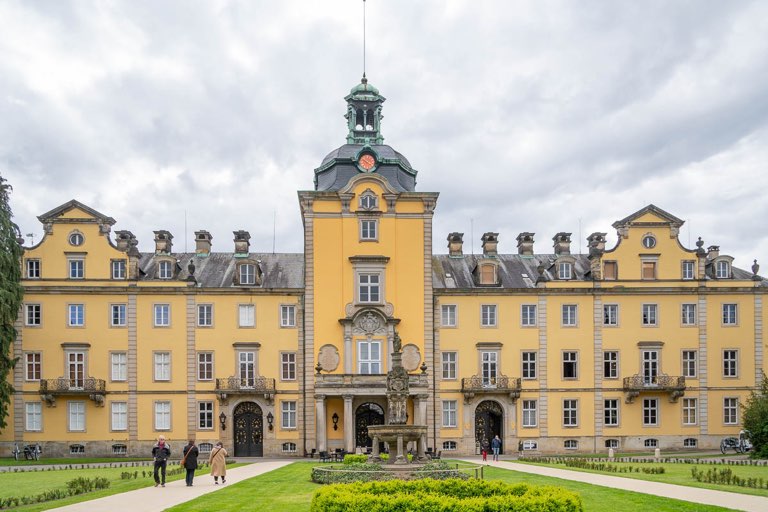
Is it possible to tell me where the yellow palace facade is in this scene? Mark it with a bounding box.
[2,77,766,457]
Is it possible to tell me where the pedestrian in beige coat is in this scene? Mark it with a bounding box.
[209,441,227,484]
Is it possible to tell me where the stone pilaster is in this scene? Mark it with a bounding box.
[127,292,138,443]
[343,394,354,452]
[537,296,548,436]
[755,295,763,387]
[186,294,197,437]
[13,313,24,441]
[315,394,327,452]
[698,294,708,434]
[593,292,604,439]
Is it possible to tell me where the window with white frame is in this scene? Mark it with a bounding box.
[111,352,127,381]
[522,351,537,379]
[604,398,619,426]
[558,262,572,279]
[158,260,173,279]
[603,304,618,326]
[360,219,377,240]
[239,263,256,285]
[603,351,618,379]
[281,352,296,381]
[154,352,171,381]
[359,192,377,210]
[69,258,84,279]
[70,444,85,455]
[682,350,697,378]
[68,401,85,431]
[199,442,213,453]
[722,304,737,325]
[443,441,458,451]
[280,305,296,327]
[68,304,84,327]
[111,401,128,431]
[605,439,619,449]
[521,304,537,326]
[239,351,256,387]
[644,438,658,448]
[25,304,41,326]
[481,304,497,327]
[25,353,41,381]
[682,398,697,425]
[358,273,381,303]
[723,350,738,377]
[197,352,213,381]
[198,401,214,429]
[155,401,171,430]
[239,304,255,327]
[358,340,381,374]
[682,260,695,280]
[642,304,658,326]
[522,399,537,427]
[563,351,578,379]
[197,304,213,327]
[153,304,170,327]
[441,352,457,380]
[441,305,457,327]
[442,400,457,427]
[681,303,696,326]
[716,260,730,279]
[282,442,297,453]
[684,438,697,448]
[111,304,126,327]
[26,259,41,279]
[724,398,738,425]
[111,259,126,280]
[562,304,577,326]
[281,401,297,429]
[25,402,41,431]
[563,399,578,427]
[113,444,128,455]
[643,398,658,426]
[564,439,578,450]
[481,351,498,386]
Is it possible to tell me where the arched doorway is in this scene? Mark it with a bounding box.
[233,401,263,457]
[475,400,503,454]
[355,402,384,449]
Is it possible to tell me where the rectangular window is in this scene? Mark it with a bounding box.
[154,352,171,381]
[111,401,128,431]
[155,401,171,430]
[67,352,85,388]
[154,304,170,327]
[442,400,457,427]
[643,398,658,426]
[197,352,213,381]
[603,351,618,379]
[642,304,658,326]
[681,304,696,326]
[111,259,126,280]
[69,259,84,279]
[68,304,84,327]
[111,352,127,381]
[358,340,381,374]
[642,261,656,280]
[559,262,572,279]
[562,305,577,326]
[604,398,619,426]
[198,401,214,430]
[722,304,738,325]
[682,398,697,425]
[238,352,256,387]
[522,351,537,379]
[111,304,126,327]
[481,351,498,386]
[603,261,617,280]
[197,304,213,327]
[280,305,296,327]
[239,304,255,327]
[522,399,537,427]
[563,399,578,427]
[26,259,41,279]
[158,261,173,279]
[239,263,256,285]
[281,353,296,381]
[480,305,497,327]
[360,219,377,240]
[358,273,380,303]
[281,401,297,429]
[563,351,578,379]
[25,402,42,431]
[521,305,537,326]
[25,304,41,326]
[68,402,85,431]
[441,305,457,327]
[441,352,457,380]
[682,260,695,280]
[716,261,730,279]
[25,353,41,381]
[603,304,618,326]
[723,350,738,378]
[724,398,738,425]
[682,350,697,378]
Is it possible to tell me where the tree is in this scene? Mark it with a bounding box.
[742,371,768,458]
[0,174,24,431]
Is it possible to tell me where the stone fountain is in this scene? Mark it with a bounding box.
[367,331,428,465]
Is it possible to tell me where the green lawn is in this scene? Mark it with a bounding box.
[0,457,149,466]
[166,461,737,512]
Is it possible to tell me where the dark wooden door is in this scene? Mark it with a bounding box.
[355,403,384,448]
[475,400,503,454]
[234,402,263,457]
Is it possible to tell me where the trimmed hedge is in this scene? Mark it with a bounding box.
[343,454,369,464]
[311,479,583,512]
[312,462,394,484]
[413,460,469,480]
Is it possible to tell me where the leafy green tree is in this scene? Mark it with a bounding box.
[0,175,24,431]
[742,371,768,458]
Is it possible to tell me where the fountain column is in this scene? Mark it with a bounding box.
[343,394,354,452]
[315,394,327,452]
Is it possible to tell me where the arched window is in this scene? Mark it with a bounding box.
[282,442,297,453]
[564,439,578,450]
[442,441,457,451]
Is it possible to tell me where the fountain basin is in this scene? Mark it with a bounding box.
[367,424,428,465]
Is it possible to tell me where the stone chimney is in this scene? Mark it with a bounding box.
[587,232,607,257]
[115,230,136,252]
[553,232,572,255]
[195,230,213,256]
[481,232,499,257]
[233,230,251,255]
[153,230,173,254]
[447,232,464,257]
[115,230,140,279]
[707,245,720,260]
[516,232,535,256]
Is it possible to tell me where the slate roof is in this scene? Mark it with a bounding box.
[315,144,417,192]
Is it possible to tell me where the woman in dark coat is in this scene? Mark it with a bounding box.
[182,439,199,487]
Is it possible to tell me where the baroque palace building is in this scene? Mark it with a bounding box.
[2,76,767,458]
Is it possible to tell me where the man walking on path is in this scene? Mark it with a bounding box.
[152,435,171,487]
[491,435,501,461]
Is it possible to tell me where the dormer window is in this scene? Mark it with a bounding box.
[158,260,173,279]
[240,263,256,285]
[478,263,497,285]
[716,260,730,279]
[359,190,378,210]
[558,262,573,280]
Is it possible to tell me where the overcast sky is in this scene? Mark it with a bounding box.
[1,0,767,269]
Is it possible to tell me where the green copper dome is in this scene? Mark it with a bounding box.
[349,75,379,96]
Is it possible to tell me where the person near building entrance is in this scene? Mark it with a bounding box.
[152,435,171,487]
[491,435,501,461]
[181,439,199,487]
[209,441,228,484]
[481,438,490,462]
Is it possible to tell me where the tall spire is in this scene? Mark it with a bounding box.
[363,0,367,78]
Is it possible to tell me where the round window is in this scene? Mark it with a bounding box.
[69,233,84,246]
[642,235,656,249]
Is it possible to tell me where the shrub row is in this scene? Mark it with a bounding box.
[0,476,110,510]
[691,467,768,489]
[562,458,665,474]
[522,456,768,466]
[312,462,395,484]
[413,460,470,480]
[311,479,582,512]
